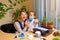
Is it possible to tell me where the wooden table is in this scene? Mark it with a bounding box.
[0,30,60,40]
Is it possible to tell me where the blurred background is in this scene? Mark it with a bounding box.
[0,0,60,30]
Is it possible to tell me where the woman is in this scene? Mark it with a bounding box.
[14,11,29,33]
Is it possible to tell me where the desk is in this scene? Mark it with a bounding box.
[0,30,59,40]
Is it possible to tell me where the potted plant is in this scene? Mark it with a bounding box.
[47,20,54,29]
[40,16,47,27]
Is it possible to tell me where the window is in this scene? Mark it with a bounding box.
[33,0,60,30]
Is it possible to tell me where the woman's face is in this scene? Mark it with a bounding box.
[19,12,27,21]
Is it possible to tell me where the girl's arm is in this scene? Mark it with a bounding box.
[34,19,39,27]
[23,21,29,32]
[14,22,24,33]
[35,23,39,28]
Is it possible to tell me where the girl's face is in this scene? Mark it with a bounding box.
[19,12,27,21]
[29,12,35,18]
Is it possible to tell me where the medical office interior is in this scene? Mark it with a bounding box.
[0,0,60,40]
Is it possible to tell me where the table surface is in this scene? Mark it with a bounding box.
[0,30,60,40]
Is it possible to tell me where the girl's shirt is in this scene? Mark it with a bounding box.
[28,19,39,31]
[14,20,27,33]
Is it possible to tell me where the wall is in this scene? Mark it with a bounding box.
[56,0,60,14]
[56,0,60,30]
[51,0,56,12]
[33,0,44,20]
[0,0,33,26]
[50,0,56,19]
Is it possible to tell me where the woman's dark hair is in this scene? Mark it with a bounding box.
[18,11,27,16]
[18,11,29,19]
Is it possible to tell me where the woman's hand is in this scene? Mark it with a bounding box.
[25,21,29,28]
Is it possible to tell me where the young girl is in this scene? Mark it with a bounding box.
[28,11,39,32]
[28,11,49,36]
[14,11,29,33]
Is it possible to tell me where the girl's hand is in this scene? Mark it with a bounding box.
[34,19,38,23]
[30,30,34,32]
[33,19,38,25]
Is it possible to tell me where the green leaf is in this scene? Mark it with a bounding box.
[0,2,3,6]
[58,14,60,17]
[0,2,7,7]
[17,1,20,4]
[3,4,7,7]
[15,0,17,1]
[8,0,13,4]
[13,9,20,20]
[0,6,5,11]
[13,3,16,6]
[21,0,24,3]
[0,12,6,19]
[9,5,12,7]
[23,0,28,2]
[47,20,53,24]
[52,38,59,40]
[5,7,13,12]
[20,6,26,11]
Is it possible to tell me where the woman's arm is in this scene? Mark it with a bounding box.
[14,22,24,33]
[23,27,28,32]
[23,21,29,32]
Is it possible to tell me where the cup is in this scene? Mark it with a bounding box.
[35,31,41,37]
